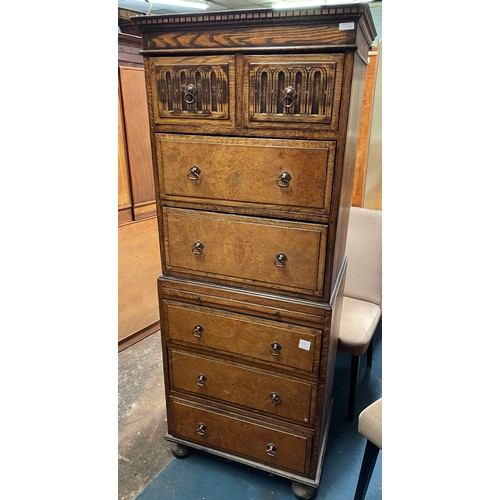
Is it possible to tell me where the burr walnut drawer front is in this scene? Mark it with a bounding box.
[163,300,321,375]
[243,54,345,131]
[163,208,328,297]
[170,398,311,475]
[169,349,316,425]
[157,134,335,217]
[148,55,235,126]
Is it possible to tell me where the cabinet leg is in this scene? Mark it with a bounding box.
[170,442,192,459]
[291,481,318,499]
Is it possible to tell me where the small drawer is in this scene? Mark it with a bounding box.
[156,134,335,218]
[170,398,311,475]
[148,55,235,126]
[169,349,316,425]
[164,300,321,375]
[243,54,344,131]
[162,208,328,297]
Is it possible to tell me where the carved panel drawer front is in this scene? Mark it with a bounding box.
[163,300,322,375]
[169,349,316,425]
[149,55,235,126]
[157,134,335,218]
[163,207,328,297]
[244,54,344,131]
[170,398,311,475]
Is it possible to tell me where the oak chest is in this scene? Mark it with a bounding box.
[132,5,375,497]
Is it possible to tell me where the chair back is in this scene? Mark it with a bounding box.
[344,207,382,306]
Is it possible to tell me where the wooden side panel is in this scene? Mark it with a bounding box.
[352,48,378,207]
[118,218,162,342]
[119,66,156,220]
[118,84,133,225]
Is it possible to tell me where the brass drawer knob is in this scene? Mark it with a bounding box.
[196,373,207,387]
[193,324,204,338]
[192,241,204,255]
[276,171,292,188]
[184,83,197,104]
[270,392,282,405]
[274,253,288,268]
[270,342,281,356]
[266,443,277,457]
[282,86,296,108]
[188,166,201,180]
[197,422,207,436]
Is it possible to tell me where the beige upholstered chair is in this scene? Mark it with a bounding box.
[354,398,382,499]
[339,207,382,421]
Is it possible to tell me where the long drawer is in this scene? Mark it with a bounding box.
[156,134,335,218]
[169,349,316,425]
[163,300,321,375]
[162,207,328,297]
[169,397,311,475]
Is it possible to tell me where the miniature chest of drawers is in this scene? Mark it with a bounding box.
[132,5,375,497]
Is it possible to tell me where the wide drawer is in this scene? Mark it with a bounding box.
[243,54,344,131]
[156,134,335,217]
[169,349,316,425]
[169,398,311,475]
[148,55,235,126]
[163,300,321,375]
[162,208,328,297]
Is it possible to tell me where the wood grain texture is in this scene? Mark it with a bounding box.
[169,348,316,425]
[148,55,236,127]
[163,208,328,297]
[352,48,378,207]
[169,397,311,476]
[119,66,156,219]
[118,83,132,224]
[118,218,161,342]
[164,300,321,375]
[156,134,335,217]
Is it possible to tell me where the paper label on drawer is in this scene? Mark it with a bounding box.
[299,339,311,351]
[339,22,355,31]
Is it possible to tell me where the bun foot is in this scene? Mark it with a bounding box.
[291,481,318,499]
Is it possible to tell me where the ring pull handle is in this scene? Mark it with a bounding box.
[184,83,197,104]
[281,86,296,108]
[192,241,204,255]
[270,392,282,405]
[270,342,281,356]
[188,166,201,181]
[274,253,288,268]
[276,171,291,188]
[193,324,204,338]
[196,373,207,387]
[197,423,207,436]
[266,443,277,457]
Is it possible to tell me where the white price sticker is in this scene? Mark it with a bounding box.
[339,22,355,31]
[298,339,311,351]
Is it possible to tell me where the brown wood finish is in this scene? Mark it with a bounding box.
[169,348,316,425]
[163,208,328,297]
[148,55,236,127]
[132,4,376,490]
[164,300,321,375]
[170,398,311,475]
[119,66,156,220]
[352,48,378,207]
[156,134,335,218]
[243,54,344,131]
[118,218,161,343]
[118,84,133,225]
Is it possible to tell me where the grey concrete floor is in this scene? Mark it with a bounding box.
[118,331,175,500]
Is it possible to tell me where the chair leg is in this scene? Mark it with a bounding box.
[348,355,359,422]
[366,339,373,368]
[354,440,380,500]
